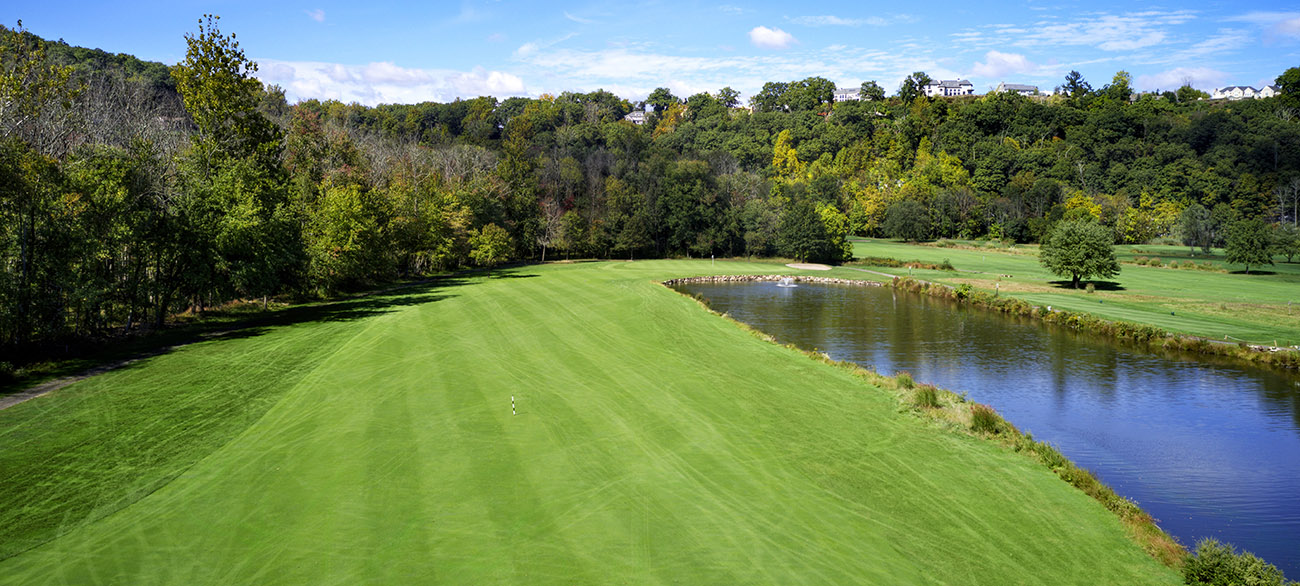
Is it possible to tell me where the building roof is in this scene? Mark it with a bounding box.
[999,83,1037,92]
[927,79,973,88]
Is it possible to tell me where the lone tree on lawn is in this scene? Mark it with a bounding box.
[469,223,513,269]
[1225,219,1274,274]
[1039,220,1120,288]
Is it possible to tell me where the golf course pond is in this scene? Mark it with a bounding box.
[672,279,1300,577]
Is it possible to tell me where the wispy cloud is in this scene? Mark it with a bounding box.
[450,2,489,24]
[255,59,526,105]
[749,26,797,49]
[564,12,597,25]
[1225,11,1300,42]
[305,8,325,23]
[515,33,579,58]
[789,14,916,27]
[1154,29,1251,64]
[718,4,745,16]
[1010,10,1196,51]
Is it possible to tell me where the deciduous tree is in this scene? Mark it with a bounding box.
[899,72,933,103]
[1225,219,1274,274]
[1039,220,1120,288]
[859,80,885,101]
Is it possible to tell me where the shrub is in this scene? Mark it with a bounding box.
[938,258,955,271]
[0,361,13,385]
[970,404,1001,434]
[1085,282,1096,294]
[913,384,940,409]
[1183,539,1289,586]
[1167,260,1179,269]
[896,371,915,389]
[955,283,973,300]
[1033,441,1070,470]
[1135,256,1149,265]
[1148,257,1163,267]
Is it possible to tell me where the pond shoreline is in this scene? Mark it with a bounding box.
[664,273,1300,373]
[661,276,1188,569]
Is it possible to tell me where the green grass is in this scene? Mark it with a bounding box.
[848,239,1300,346]
[0,260,1178,584]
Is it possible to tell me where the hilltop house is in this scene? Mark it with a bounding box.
[833,87,861,102]
[995,82,1038,96]
[924,79,975,97]
[623,110,648,125]
[1259,85,1280,99]
[1212,86,1260,100]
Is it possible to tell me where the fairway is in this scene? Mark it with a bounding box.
[848,238,1300,346]
[0,260,1177,584]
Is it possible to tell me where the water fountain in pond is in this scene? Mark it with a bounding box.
[776,277,797,288]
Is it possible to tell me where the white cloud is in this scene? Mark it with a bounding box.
[255,59,526,105]
[1225,11,1300,41]
[719,5,745,16]
[1135,67,1227,92]
[305,9,325,23]
[749,26,796,49]
[970,50,1038,78]
[790,14,915,27]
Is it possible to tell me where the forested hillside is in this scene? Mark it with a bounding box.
[2,17,1299,355]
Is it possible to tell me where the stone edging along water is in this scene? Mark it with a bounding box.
[659,274,1187,567]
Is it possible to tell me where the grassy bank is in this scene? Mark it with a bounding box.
[847,238,1300,347]
[0,260,1177,584]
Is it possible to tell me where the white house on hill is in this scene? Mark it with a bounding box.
[995,82,1038,96]
[1259,85,1280,99]
[1212,86,1259,100]
[623,111,648,125]
[924,79,975,97]
[833,87,861,102]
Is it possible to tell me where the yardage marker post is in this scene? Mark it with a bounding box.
[512,395,516,416]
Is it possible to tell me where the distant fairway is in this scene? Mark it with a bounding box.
[850,238,1300,346]
[0,260,1177,584]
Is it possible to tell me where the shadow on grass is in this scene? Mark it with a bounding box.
[1047,280,1127,291]
[1228,270,1277,276]
[0,274,478,400]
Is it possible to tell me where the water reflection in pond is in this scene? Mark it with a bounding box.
[674,280,1300,577]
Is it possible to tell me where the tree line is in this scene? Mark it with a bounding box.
[2,18,1299,354]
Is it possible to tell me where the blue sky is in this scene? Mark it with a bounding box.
[6,1,1299,105]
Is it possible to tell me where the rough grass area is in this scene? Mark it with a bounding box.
[848,239,1300,346]
[0,260,1177,584]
